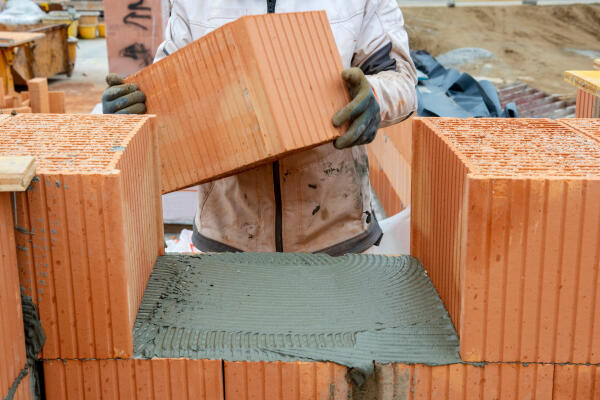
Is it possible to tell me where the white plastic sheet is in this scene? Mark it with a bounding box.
[0,0,45,25]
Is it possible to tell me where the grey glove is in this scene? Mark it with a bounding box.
[102,73,147,114]
[332,67,381,149]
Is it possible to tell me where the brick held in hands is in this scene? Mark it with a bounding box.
[411,118,600,364]
[125,11,349,194]
[0,114,164,360]
[0,193,29,400]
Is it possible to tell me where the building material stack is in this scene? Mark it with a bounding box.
[410,117,600,398]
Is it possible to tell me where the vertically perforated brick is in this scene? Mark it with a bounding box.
[43,359,224,400]
[368,118,412,216]
[224,361,350,399]
[377,363,554,399]
[0,193,29,400]
[0,114,164,360]
[126,11,349,194]
[412,118,600,363]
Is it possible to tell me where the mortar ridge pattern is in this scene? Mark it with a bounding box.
[133,254,461,375]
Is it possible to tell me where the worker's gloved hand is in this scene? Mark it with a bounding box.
[332,67,381,149]
[102,73,147,114]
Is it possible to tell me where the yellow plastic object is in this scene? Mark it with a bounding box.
[42,17,79,37]
[67,38,77,65]
[97,22,106,38]
[79,11,100,25]
[565,70,600,96]
[78,24,97,40]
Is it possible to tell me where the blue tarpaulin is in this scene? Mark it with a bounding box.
[411,50,518,118]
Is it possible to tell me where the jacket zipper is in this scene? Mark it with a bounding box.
[267,1,283,252]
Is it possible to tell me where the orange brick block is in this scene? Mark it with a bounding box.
[224,361,350,399]
[378,363,555,399]
[412,118,600,363]
[560,118,600,141]
[27,78,50,114]
[0,114,164,360]
[0,193,29,400]
[575,88,600,117]
[43,359,223,400]
[126,11,349,194]
[48,92,65,114]
[553,364,600,400]
[368,118,412,216]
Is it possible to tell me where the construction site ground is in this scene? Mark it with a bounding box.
[403,3,600,97]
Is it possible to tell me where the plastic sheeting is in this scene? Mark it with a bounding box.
[411,50,518,118]
[0,0,45,25]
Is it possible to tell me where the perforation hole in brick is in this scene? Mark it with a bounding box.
[427,119,600,177]
[0,114,149,173]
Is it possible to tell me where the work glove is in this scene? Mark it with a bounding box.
[102,73,146,114]
[332,67,381,149]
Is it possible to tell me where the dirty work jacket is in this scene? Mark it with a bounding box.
[155,0,418,254]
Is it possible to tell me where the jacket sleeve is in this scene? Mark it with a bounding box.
[154,0,193,62]
[353,0,418,127]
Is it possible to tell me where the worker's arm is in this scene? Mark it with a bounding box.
[154,1,193,62]
[333,0,417,148]
[355,0,418,127]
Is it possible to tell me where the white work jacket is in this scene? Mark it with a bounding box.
[155,0,418,254]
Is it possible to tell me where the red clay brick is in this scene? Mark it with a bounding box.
[43,359,224,400]
[48,92,65,114]
[126,11,349,194]
[0,193,29,400]
[553,364,600,400]
[368,119,412,215]
[0,114,164,360]
[378,363,555,399]
[27,78,50,114]
[411,118,600,364]
[559,118,600,142]
[224,361,350,399]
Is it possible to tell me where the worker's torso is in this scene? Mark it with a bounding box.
[191,0,381,254]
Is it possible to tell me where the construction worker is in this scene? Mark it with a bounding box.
[102,1,417,255]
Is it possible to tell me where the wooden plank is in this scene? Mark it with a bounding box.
[0,106,32,114]
[0,156,36,192]
[0,31,45,47]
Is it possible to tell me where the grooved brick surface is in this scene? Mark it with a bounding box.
[553,364,600,399]
[43,359,223,400]
[575,89,600,118]
[368,119,412,216]
[559,118,600,141]
[377,363,555,399]
[224,361,350,399]
[0,114,164,360]
[0,193,28,400]
[412,118,600,364]
[126,11,349,194]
